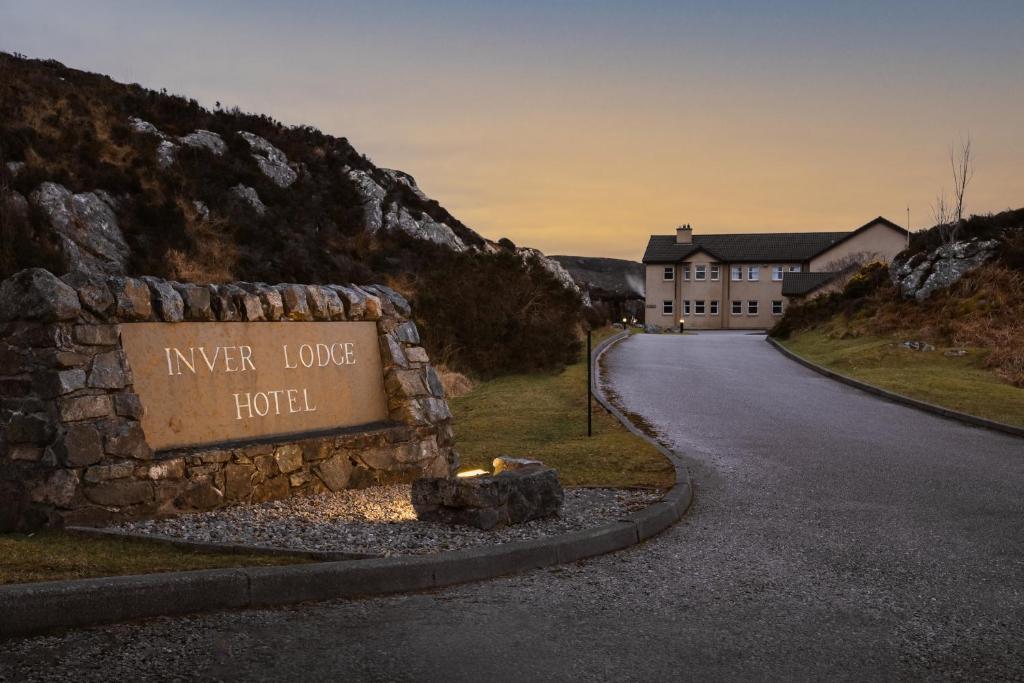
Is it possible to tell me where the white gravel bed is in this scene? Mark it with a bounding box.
[108,485,662,556]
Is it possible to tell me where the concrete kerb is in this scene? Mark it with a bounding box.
[766,336,1024,439]
[64,525,378,562]
[0,329,693,640]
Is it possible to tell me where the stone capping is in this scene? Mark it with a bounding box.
[766,337,1024,439]
[0,269,459,530]
[0,330,693,640]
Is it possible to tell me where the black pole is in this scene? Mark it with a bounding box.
[587,330,592,437]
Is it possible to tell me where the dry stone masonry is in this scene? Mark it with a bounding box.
[0,268,458,530]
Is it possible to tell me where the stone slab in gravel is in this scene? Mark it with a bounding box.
[107,485,660,557]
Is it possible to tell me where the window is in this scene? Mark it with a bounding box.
[663,266,674,281]
[731,300,742,315]
[695,300,706,315]
[683,300,691,315]
[748,266,760,281]
[747,300,759,315]
[772,266,784,281]
[710,300,719,315]
[772,300,783,315]
[695,264,707,281]
[710,264,720,281]
[731,266,743,281]
[789,265,802,272]
[682,264,691,281]
[663,300,673,315]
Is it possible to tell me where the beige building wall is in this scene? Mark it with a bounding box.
[677,253,726,330]
[722,263,796,329]
[645,263,678,328]
[809,221,907,271]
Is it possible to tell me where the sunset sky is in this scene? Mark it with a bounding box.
[2,1,1022,259]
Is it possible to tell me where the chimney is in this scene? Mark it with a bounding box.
[676,223,693,244]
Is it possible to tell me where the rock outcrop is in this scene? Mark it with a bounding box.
[346,167,469,252]
[28,182,129,276]
[238,131,298,188]
[891,239,1000,301]
[231,184,266,215]
[179,129,226,156]
[517,247,590,305]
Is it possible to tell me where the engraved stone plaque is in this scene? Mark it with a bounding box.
[119,322,388,450]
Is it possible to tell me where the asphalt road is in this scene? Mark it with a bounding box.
[3,332,1023,682]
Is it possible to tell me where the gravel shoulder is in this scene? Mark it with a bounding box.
[107,485,660,556]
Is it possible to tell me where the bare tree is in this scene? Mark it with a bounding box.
[935,137,974,245]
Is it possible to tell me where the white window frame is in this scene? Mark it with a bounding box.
[710,264,720,281]
[731,300,742,315]
[695,300,706,315]
[663,300,673,315]
[789,265,802,272]
[772,266,784,281]
[731,266,743,281]
[710,300,719,315]
[694,264,707,281]
[772,300,783,315]
[747,266,760,281]
[747,300,759,315]
[663,266,674,281]
[683,300,691,315]
[682,264,691,281]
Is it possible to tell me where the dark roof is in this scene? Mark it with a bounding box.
[642,217,907,264]
[780,271,841,296]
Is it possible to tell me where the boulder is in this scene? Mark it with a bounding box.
[0,268,81,322]
[412,462,563,530]
[238,131,298,188]
[231,184,266,215]
[179,129,226,155]
[29,182,130,276]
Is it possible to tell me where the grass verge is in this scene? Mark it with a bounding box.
[0,531,307,585]
[451,328,674,488]
[781,329,1024,427]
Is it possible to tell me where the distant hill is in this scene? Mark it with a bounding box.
[551,255,645,323]
[0,53,586,375]
[551,256,644,298]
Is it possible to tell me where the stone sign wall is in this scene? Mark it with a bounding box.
[0,268,458,530]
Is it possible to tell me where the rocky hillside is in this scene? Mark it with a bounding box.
[0,53,586,376]
[771,208,1024,385]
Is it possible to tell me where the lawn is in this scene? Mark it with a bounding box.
[451,327,674,488]
[781,329,1024,427]
[0,531,307,585]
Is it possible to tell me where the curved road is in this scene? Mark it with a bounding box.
[3,332,1023,681]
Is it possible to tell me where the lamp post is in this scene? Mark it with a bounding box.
[679,318,685,334]
[586,329,592,437]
